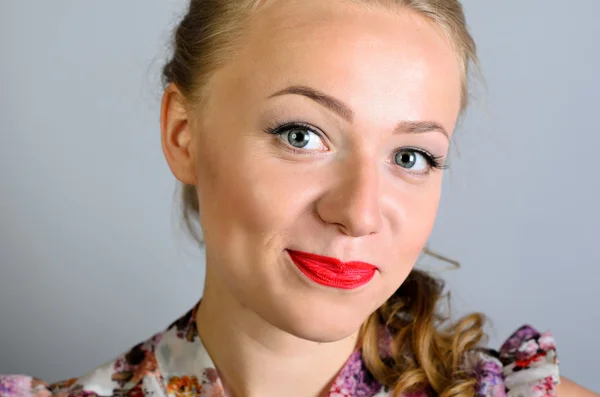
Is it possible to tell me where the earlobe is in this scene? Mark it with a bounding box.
[160,83,196,185]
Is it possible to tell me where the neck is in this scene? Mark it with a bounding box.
[195,265,360,397]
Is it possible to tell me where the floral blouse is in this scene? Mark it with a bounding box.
[1,299,560,397]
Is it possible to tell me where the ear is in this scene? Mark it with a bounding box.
[160,83,196,185]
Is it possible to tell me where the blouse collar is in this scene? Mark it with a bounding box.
[152,300,386,397]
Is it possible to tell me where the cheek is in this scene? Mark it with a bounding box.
[375,186,441,300]
[410,187,440,233]
[194,137,301,244]
[390,182,442,256]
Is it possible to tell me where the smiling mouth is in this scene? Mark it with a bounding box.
[286,249,377,290]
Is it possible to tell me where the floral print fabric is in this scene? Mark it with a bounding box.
[468,326,560,397]
[1,300,559,397]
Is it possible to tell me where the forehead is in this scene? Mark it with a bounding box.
[207,0,462,132]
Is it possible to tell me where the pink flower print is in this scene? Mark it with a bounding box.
[475,358,506,397]
[0,375,31,397]
[499,325,538,359]
[151,333,164,347]
[327,351,381,396]
[113,356,128,373]
[330,373,354,396]
[531,376,557,397]
[516,339,539,362]
[538,333,556,352]
[204,368,219,384]
[329,392,348,397]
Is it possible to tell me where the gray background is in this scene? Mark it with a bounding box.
[1,0,598,391]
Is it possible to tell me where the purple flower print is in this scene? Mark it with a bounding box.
[475,358,506,397]
[329,351,382,397]
[0,375,31,397]
[538,333,556,352]
[499,325,539,360]
[516,340,540,361]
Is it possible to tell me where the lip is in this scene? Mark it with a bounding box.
[286,249,377,290]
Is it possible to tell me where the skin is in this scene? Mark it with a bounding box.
[160,0,598,396]
[558,379,599,397]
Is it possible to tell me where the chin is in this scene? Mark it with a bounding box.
[264,297,372,343]
[296,326,360,344]
[283,318,362,344]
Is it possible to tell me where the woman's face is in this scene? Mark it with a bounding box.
[170,0,461,341]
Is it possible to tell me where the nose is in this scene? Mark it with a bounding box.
[316,155,383,237]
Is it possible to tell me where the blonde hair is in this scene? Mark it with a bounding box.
[162,1,486,396]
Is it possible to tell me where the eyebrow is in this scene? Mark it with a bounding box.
[268,84,450,141]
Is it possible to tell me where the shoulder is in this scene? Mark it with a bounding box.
[1,375,55,397]
[1,331,167,397]
[0,305,200,397]
[467,324,560,397]
[557,377,600,397]
[1,303,208,397]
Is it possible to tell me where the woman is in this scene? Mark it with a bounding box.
[1,0,597,396]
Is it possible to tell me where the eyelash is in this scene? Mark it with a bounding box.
[263,120,327,154]
[262,121,449,174]
[399,146,449,173]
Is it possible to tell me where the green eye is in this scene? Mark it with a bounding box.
[266,122,328,152]
[286,129,312,148]
[395,149,427,171]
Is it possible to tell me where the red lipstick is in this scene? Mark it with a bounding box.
[287,249,377,290]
